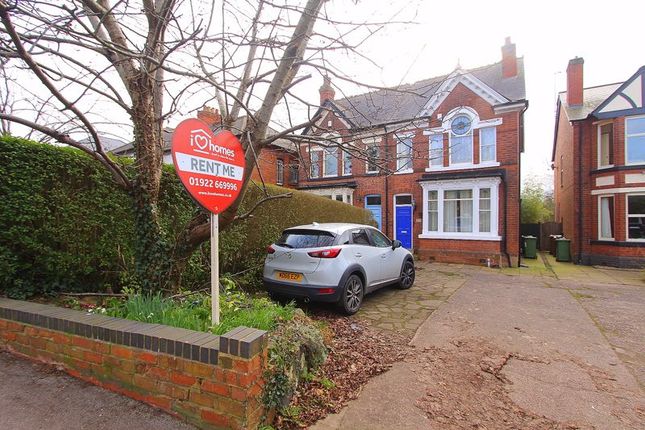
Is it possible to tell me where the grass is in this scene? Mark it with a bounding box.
[103,288,295,335]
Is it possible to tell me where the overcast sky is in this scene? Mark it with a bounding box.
[307,0,645,189]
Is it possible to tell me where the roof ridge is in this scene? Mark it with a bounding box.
[558,81,624,94]
[335,59,511,104]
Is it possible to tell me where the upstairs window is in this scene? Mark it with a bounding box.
[479,127,496,163]
[276,159,284,185]
[366,139,380,173]
[429,134,443,167]
[323,147,338,177]
[598,123,614,168]
[626,116,645,165]
[310,150,321,178]
[449,115,473,165]
[396,134,413,172]
[342,148,352,175]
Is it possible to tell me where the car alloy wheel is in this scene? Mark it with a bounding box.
[398,260,415,289]
[340,274,363,315]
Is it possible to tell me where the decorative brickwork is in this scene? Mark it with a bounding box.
[0,298,267,430]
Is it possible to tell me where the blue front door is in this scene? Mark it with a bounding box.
[395,205,412,249]
[365,195,382,230]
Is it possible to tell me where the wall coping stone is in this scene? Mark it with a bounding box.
[0,298,266,362]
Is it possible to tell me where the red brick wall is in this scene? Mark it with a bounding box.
[553,105,577,247]
[0,302,267,430]
[250,146,297,188]
[298,83,524,266]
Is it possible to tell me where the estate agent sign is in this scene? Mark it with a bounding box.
[171,118,246,324]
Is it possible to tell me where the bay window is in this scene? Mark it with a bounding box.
[627,194,645,240]
[626,116,645,165]
[598,196,614,240]
[420,178,500,239]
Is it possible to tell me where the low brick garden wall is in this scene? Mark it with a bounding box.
[0,298,267,429]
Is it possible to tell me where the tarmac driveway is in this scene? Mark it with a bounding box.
[314,255,645,429]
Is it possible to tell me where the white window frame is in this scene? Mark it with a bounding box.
[625,115,645,166]
[276,159,284,185]
[419,177,501,240]
[364,137,381,174]
[342,146,352,176]
[597,195,615,240]
[395,132,414,174]
[309,148,323,179]
[423,107,501,172]
[323,146,338,177]
[597,121,614,169]
[449,131,473,165]
[626,193,645,242]
[428,134,443,168]
[479,126,497,164]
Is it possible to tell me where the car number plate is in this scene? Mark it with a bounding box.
[276,271,303,282]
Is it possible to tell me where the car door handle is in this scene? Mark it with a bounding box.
[355,253,362,258]
[381,254,388,259]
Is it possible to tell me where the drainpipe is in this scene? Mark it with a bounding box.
[577,122,583,264]
[517,102,528,267]
[384,126,390,236]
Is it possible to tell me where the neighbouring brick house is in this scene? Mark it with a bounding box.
[113,107,299,188]
[297,38,528,267]
[552,59,645,267]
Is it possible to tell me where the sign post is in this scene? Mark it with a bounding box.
[170,119,245,325]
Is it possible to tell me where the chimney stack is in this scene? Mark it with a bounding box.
[319,76,335,105]
[501,37,517,78]
[566,57,584,107]
[197,106,222,127]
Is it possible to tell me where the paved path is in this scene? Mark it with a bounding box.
[0,351,194,430]
[313,257,645,429]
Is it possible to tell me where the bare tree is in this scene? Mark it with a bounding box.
[0,0,401,290]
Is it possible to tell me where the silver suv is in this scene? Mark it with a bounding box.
[263,223,415,314]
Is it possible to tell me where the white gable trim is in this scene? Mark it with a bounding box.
[420,70,509,117]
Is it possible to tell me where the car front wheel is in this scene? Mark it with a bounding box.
[338,274,364,315]
[398,260,415,289]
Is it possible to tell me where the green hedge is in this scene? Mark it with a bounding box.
[0,136,373,298]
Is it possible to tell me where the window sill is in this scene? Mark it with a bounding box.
[596,164,614,170]
[418,233,502,241]
[394,169,413,175]
[425,162,500,172]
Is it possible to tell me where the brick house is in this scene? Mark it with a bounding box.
[113,107,299,188]
[297,38,528,267]
[552,59,645,267]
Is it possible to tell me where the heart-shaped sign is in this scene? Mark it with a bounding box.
[171,118,246,214]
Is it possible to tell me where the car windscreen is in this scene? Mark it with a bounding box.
[276,229,335,249]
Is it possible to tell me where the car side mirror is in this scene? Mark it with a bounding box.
[392,240,402,250]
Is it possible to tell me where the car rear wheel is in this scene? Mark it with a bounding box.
[338,274,363,315]
[398,260,415,289]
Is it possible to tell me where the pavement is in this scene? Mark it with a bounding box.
[312,254,645,429]
[0,351,194,430]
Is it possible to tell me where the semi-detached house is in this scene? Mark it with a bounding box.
[294,38,528,267]
[552,59,645,267]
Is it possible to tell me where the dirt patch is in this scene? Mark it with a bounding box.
[413,338,591,430]
[275,312,410,429]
